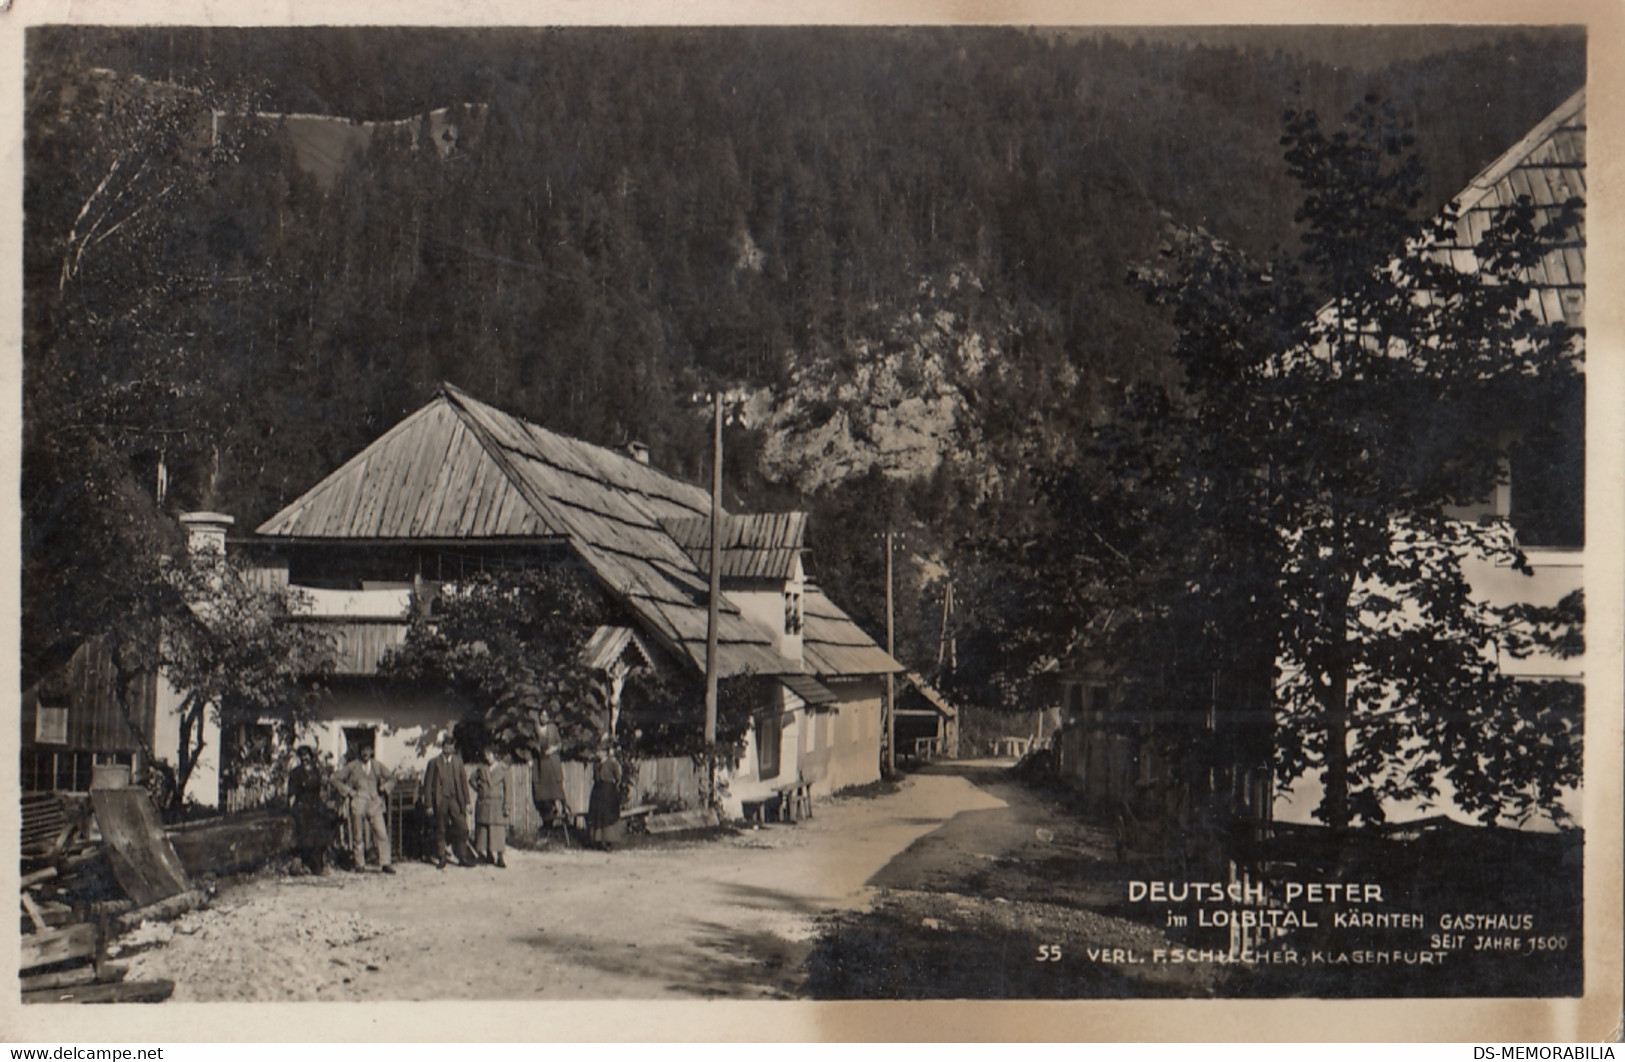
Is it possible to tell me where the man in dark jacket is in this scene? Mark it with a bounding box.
[422,731,477,868]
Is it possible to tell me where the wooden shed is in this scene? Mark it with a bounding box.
[21,636,153,794]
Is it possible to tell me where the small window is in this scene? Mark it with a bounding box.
[755,710,782,780]
[20,750,50,791]
[784,591,804,636]
[35,706,68,745]
[343,726,377,760]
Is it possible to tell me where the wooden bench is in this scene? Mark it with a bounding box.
[775,781,812,823]
[743,781,812,825]
[620,804,656,834]
[570,804,655,833]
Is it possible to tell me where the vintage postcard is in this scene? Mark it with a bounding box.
[3,0,1621,1043]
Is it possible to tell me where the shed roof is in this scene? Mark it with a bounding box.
[663,512,807,581]
[257,385,785,677]
[901,670,959,718]
[778,672,839,707]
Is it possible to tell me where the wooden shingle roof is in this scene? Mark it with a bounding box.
[802,587,903,677]
[663,512,807,581]
[1426,88,1585,330]
[257,384,786,677]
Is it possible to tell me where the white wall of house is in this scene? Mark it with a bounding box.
[152,669,220,809]
[728,584,803,664]
[802,678,884,795]
[1273,536,1585,830]
[305,685,472,778]
[724,686,803,818]
[719,677,883,817]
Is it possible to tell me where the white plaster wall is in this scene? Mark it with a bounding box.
[153,670,220,809]
[723,688,804,818]
[728,585,800,663]
[1273,540,1585,829]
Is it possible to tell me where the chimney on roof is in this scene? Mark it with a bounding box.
[179,511,234,559]
[627,441,650,464]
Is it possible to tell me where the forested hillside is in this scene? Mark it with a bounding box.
[22,26,1585,702]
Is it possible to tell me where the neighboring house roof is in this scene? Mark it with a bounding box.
[900,671,959,718]
[802,587,903,677]
[663,512,807,580]
[1425,88,1584,330]
[257,384,786,677]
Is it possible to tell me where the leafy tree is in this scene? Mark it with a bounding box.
[379,566,774,775]
[22,52,269,684]
[1108,95,1585,830]
[378,567,612,759]
[159,553,337,811]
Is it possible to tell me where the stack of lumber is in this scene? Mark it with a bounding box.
[19,789,190,1004]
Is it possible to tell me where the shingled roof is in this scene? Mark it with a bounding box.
[663,512,807,580]
[256,384,791,677]
[1426,88,1585,331]
[802,587,901,677]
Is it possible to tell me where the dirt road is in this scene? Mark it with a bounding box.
[803,762,1224,998]
[119,771,1005,1001]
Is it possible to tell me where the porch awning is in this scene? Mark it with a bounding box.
[777,673,838,707]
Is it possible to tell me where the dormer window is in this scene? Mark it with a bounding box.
[784,590,804,635]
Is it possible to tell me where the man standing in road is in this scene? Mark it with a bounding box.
[423,730,477,869]
[332,744,396,874]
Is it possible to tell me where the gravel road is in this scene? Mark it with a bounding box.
[116,771,1005,1001]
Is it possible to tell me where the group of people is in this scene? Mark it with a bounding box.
[286,708,626,876]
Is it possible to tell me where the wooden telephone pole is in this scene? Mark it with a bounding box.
[884,527,895,775]
[703,393,723,807]
[704,392,723,747]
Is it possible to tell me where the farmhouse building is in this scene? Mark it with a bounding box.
[173,384,900,818]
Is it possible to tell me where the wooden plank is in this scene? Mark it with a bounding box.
[21,963,125,992]
[417,419,470,535]
[455,449,495,536]
[24,979,174,1005]
[90,789,191,908]
[21,866,60,889]
[167,812,294,878]
[112,889,209,933]
[314,455,362,536]
[381,405,444,536]
[485,476,526,536]
[20,923,98,972]
[434,425,485,537]
[470,450,509,535]
[21,891,49,932]
[1563,247,1586,287]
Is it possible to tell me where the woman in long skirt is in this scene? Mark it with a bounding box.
[471,747,512,868]
[531,710,568,823]
[586,743,623,850]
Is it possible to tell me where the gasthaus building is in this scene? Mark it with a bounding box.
[164,384,900,823]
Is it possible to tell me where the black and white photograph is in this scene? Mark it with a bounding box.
[7,4,1621,1042]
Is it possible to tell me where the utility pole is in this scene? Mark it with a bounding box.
[885,527,895,775]
[704,391,723,750]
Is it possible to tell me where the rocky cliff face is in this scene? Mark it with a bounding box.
[753,270,1038,495]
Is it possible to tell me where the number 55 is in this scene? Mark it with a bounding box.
[1036,944,1062,962]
